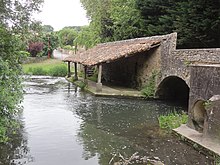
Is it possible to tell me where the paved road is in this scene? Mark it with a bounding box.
[53,50,70,60]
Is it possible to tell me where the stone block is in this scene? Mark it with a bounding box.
[96,83,102,92]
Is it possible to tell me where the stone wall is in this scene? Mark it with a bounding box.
[102,47,161,89]
[187,64,220,141]
[158,34,220,87]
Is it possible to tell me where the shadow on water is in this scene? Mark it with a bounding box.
[0,76,214,165]
[0,117,33,165]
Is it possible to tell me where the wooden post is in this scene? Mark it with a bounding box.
[96,64,102,92]
[84,65,88,84]
[67,61,71,78]
[74,62,78,80]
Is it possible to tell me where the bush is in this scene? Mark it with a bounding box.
[28,42,44,57]
[158,111,188,131]
[141,70,158,98]
[28,67,47,75]
[63,45,75,51]
[48,65,67,77]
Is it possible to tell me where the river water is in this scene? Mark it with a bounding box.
[0,76,213,165]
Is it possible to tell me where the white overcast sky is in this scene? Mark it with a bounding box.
[34,0,89,31]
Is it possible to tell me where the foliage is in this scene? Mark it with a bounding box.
[42,25,54,33]
[28,42,44,57]
[0,0,43,143]
[75,25,100,49]
[141,71,158,98]
[63,45,75,51]
[41,32,59,57]
[48,65,67,77]
[110,0,145,41]
[58,27,78,47]
[74,80,87,89]
[80,0,220,48]
[23,59,67,77]
[0,26,24,142]
[158,111,188,131]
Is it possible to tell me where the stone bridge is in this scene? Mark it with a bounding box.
[152,33,220,104]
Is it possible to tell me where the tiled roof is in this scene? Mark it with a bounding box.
[63,38,161,66]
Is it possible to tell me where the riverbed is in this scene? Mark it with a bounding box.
[0,76,213,165]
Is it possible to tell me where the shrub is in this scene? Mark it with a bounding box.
[158,111,188,131]
[141,70,158,98]
[28,67,47,75]
[48,65,67,77]
[63,45,75,51]
[28,42,44,57]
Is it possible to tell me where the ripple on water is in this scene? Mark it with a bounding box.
[0,76,214,165]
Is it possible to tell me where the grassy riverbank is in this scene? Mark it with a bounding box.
[23,59,67,77]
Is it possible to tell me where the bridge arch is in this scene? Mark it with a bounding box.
[155,76,189,106]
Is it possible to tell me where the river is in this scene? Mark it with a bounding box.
[0,76,213,165]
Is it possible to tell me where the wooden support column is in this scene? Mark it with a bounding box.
[96,64,102,92]
[74,62,78,80]
[67,61,71,78]
[84,65,88,84]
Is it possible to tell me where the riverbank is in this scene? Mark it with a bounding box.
[67,77,145,99]
[22,59,67,77]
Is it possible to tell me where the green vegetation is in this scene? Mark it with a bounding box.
[158,111,188,131]
[23,59,67,77]
[203,100,212,109]
[141,71,158,98]
[58,27,78,48]
[62,45,75,51]
[74,80,87,89]
[80,0,220,48]
[0,0,43,142]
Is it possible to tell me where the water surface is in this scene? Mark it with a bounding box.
[0,76,213,165]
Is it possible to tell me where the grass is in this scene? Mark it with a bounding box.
[158,111,188,132]
[23,59,68,77]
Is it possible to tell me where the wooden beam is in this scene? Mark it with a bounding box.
[67,61,71,78]
[74,62,78,80]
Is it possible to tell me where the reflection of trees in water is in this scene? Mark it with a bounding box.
[75,97,163,164]
[0,117,32,165]
[73,96,213,165]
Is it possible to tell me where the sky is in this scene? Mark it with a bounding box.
[34,0,89,31]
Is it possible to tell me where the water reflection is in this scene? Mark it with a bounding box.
[71,95,213,164]
[0,117,33,164]
[0,76,214,165]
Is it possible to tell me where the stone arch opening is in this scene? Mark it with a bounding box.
[191,100,207,133]
[155,76,189,106]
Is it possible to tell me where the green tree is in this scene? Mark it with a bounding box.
[75,25,100,49]
[0,0,43,142]
[42,25,54,33]
[110,0,145,40]
[136,0,220,48]
[58,27,78,47]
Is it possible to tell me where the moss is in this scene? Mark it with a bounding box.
[141,70,159,98]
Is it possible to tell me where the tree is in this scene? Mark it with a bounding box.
[110,0,145,40]
[0,0,44,142]
[75,25,100,49]
[42,25,54,33]
[136,0,220,48]
[58,27,78,47]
